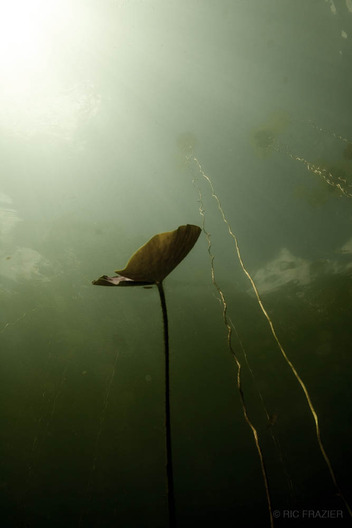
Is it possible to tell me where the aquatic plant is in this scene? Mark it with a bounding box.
[92,224,201,528]
[181,132,352,526]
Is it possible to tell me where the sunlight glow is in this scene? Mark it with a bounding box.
[0,0,100,140]
[0,0,68,78]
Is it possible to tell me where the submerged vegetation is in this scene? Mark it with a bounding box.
[93,224,201,528]
[178,114,352,525]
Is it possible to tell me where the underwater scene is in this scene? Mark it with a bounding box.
[1,1,352,527]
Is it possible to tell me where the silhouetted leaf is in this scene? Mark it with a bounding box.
[115,224,201,282]
[92,224,201,286]
[92,274,153,287]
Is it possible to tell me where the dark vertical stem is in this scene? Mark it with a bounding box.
[157,281,176,528]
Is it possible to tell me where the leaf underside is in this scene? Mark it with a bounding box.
[92,224,201,286]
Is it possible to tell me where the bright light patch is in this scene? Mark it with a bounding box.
[0,0,67,78]
[0,0,100,140]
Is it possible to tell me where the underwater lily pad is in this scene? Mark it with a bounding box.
[92,274,153,286]
[92,224,201,286]
[115,224,201,283]
[92,223,201,528]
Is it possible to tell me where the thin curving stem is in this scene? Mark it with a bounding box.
[157,281,176,528]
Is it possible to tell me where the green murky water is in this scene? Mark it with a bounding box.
[1,1,352,527]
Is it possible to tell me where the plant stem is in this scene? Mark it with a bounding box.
[157,281,176,528]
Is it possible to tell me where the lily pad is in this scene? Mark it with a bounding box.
[114,224,201,283]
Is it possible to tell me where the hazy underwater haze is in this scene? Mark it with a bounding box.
[1,1,352,527]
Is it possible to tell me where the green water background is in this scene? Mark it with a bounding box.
[1,1,352,526]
